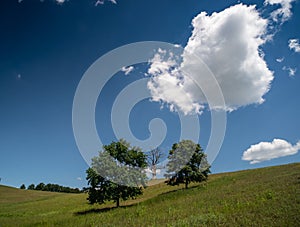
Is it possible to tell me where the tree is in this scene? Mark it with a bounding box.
[20,184,26,189]
[35,182,45,191]
[146,148,164,180]
[165,140,210,189]
[27,184,35,190]
[86,139,147,207]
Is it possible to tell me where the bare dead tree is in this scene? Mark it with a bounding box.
[147,148,164,180]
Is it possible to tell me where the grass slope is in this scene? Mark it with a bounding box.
[0,163,299,226]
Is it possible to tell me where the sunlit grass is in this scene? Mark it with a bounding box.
[0,163,299,226]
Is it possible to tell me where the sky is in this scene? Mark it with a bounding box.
[0,0,299,189]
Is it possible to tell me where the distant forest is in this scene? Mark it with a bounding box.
[20,183,82,193]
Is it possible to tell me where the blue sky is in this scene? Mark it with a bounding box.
[0,0,299,189]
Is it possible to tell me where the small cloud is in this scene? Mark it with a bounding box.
[95,0,104,6]
[288,68,296,76]
[77,177,82,181]
[288,39,300,53]
[19,0,67,3]
[283,66,297,77]
[276,57,284,62]
[242,138,300,164]
[95,0,117,6]
[144,167,161,179]
[121,66,134,75]
[17,74,22,80]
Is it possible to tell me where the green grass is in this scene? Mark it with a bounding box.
[1,163,299,226]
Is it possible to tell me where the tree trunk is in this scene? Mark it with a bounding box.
[116,198,120,208]
[152,165,157,180]
[185,179,188,189]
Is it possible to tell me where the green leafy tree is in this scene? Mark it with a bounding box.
[35,182,45,191]
[27,184,35,190]
[86,139,147,207]
[20,184,26,189]
[165,140,210,189]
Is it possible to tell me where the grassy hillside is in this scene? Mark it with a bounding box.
[0,163,299,226]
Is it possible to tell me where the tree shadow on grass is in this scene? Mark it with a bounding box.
[74,204,136,215]
[75,184,204,215]
[158,183,204,196]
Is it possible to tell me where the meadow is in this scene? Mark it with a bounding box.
[0,163,299,226]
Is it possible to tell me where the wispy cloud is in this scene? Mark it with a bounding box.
[283,66,297,76]
[288,39,300,53]
[76,177,82,181]
[95,0,117,6]
[95,0,104,6]
[242,139,300,164]
[19,0,118,5]
[56,0,66,4]
[121,66,134,75]
[20,0,68,4]
[264,0,296,23]
[147,4,273,115]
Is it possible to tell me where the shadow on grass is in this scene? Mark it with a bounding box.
[158,183,204,196]
[74,204,136,215]
[75,184,205,215]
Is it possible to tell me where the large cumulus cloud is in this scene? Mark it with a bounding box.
[147,4,274,114]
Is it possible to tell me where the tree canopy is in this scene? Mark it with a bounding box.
[165,140,210,189]
[27,184,35,190]
[86,139,147,207]
[26,182,80,193]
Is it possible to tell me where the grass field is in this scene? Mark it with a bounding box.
[0,163,299,226]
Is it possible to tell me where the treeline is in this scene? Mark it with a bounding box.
[20,183,82,193]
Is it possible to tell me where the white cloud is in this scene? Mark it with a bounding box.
[264,0,296,23]
[144,167,161,174]
[56,0,66,3]
[276,57,284,62]
[95,0,104,6]
[147,4,273,114]
[288,68,297,76]
[283,66,297,76]
[288,39,300,53]
[148,49,177,76]
[121,66,134,75]
[147,48,204,115]
[144,167,161,179]
[95,0,117,6]
[242,139,300,164]
[77,177,82,181]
